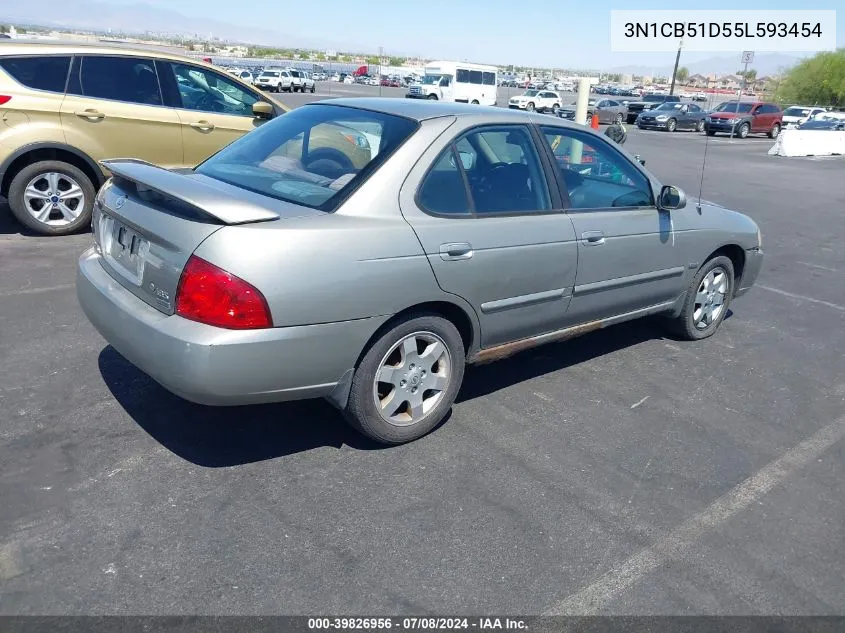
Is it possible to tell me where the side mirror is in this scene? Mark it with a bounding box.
[253,101,274,119]
[659,185,686,210]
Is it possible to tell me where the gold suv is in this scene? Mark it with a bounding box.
[0,41,372,235]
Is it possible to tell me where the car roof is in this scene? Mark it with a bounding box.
[309,97,544,122]
[0,38,207,65]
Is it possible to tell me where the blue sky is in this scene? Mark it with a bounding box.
[109,0,842,69]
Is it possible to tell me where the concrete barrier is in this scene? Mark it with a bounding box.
[769,129,845,157]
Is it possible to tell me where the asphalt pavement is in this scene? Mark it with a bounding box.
[1,84,844,616]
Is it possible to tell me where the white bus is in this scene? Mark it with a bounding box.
[406,61,498,106]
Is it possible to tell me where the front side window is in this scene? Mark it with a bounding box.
[713,102,753,114]
[196,104,418,211]
[541,126,653,210]
[169,63,258,117]
[77,56,162,105]
[0,55,70,93]
[418,126,551,216]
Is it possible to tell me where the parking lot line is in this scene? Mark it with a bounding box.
[0,283,75,297]
[756,285,845,313]
[543,412,845,615]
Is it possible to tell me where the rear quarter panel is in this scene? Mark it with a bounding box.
[192,115,477,331]
[0,70,66,151]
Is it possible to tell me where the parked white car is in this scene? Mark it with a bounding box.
[255,69,293,92]
[508,89,561,113]
[343,75,355,84]
[227,69,255,85]
[782,106,827,128]
[290,69,315,93]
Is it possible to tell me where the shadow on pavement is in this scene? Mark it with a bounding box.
[457,318,669,403]
[98,346,383,467]
[99,317,695,467]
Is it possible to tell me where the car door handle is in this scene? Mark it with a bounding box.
[439,242,473,261]
[74,109,105,121]
[581,230,606,246]
[189,120,215,131]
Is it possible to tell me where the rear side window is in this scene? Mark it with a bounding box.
[75,56,162,106]
[0,56,70,93]
[482,72,495,86]
[469,70,482,85]
[456,69,469,83]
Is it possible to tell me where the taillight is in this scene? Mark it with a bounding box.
[0,95,11,105]
[175,255,271,329]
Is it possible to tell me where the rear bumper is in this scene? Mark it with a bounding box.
[77,248,387,406]
[735,248,764,298]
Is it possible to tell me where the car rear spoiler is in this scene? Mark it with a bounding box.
[100,159,280,225]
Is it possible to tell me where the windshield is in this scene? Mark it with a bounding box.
[643,95,665,102]
[654,103,683,111]
[196,104,418,212]
[421,74,443,85]
[523,90,539,97]
[713,102,754,113]
[784,107,811,117]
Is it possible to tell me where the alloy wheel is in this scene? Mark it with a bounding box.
[372,331,452,426]
[693,267,728,330]
[23,172,86,227]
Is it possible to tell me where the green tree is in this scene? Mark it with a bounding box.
[365,56,380,65]
[341,55,352,62]
[675,66,689,84]
[736,68,757,80]
[776,49,845,106]
[605,72,622,83]
[0,25,9,34]
[316,53,326,61]
[388,56,405,66]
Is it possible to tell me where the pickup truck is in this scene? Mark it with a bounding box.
[625,94,682,124]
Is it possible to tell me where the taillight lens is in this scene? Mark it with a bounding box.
[175,255,271,329]
[0,95,12,105]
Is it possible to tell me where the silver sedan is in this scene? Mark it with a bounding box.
[78,98,764,445]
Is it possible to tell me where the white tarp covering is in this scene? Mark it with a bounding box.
[768,129,845,157]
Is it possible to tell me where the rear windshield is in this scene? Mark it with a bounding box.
[643,95,665,102]
[260,71,279,77]
[196,104,419,212]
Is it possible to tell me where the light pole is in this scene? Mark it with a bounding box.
[378,46,384,97]
[669,38,683,96]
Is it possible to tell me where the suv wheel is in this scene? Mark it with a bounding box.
[736,122,750,138]
[769,123,781,139]
[8,160,96,236]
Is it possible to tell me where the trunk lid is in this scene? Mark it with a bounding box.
[92,159,322,315]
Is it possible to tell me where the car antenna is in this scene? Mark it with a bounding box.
[696,95,713,213]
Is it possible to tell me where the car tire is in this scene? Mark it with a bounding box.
[471,99,479,105]
[526,102,535,111]
[552,103,560,115]
[737,122,750,138]
[706,130,716,136]
[311,85,315,93]
[666,118,677,132]
[615,112,623,124]
[769,123,781,139]
[667,255,735,341]
[8,160,96,236]
[427,94,438,100]
[696,120,705,133]
[345,313,466,445]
